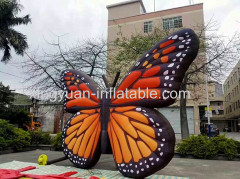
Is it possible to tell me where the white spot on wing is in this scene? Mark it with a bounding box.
[172,35,178,39]
[163,70,169,75]
[149,118,154,123]
[135,62,140,66]
[165,76,169,80]
[136,108,141,111]
[176,53,182,57]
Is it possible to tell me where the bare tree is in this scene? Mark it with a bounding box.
[22,37,108,93]
[179,21,240,139]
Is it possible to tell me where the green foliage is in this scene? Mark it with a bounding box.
[235,140,240,154]
[0,119,31,151]
[0,108,31,128]
[177,135,240,160]
[0,0,31,62]
[177,135,217,159]
[11,128,31,151]
[0,83,31,128]
[52,132,63,151]
[0,136,8,150]
[211,135,238,160]
[0,82,14,111]
[30,130,51,145]
[0,119,16,141]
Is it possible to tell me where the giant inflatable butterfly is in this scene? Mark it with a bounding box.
[60,29,199,178]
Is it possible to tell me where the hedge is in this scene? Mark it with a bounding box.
[177,135,240,160]
[52,132,63,151]
[0,119,31,151]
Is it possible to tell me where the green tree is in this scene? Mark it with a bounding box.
[0,82,14,111]
[0,82,30,128]
[0,0,31,62]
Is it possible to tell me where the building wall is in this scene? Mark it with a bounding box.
[159,107,194,135]
[107,1,143,21]
[223,61,240,132]
[108,4,204,43]
[38,104,71,133]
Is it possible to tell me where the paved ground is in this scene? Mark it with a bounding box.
[220,132,240,141]
[175,132,240,142]
[0,150,239,179]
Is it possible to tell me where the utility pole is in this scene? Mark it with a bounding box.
[205,68,211,137]
[154,0,156,12]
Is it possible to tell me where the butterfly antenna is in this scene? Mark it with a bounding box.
[102,75,110,88]
[112,71,121,88]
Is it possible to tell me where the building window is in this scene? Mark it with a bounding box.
[163,16,183,30]
[144,21,153,33]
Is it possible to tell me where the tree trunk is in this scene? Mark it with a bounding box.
[180,75,190,139]
[60,105,65,132]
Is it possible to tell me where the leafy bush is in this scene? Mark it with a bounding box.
[0,109,31,128]
[11,128,31,151]
[0,119,31,151]
[52,132,63,151]
[0,119,16,140]
[235,140,240,154]
[177,135,239,160]
[0,136,8,150]
[30,130,51,145]
[211,135,238,160]
[177,135,217,159]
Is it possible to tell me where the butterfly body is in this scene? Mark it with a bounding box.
[100,95,111,154]
[61,29,199,178]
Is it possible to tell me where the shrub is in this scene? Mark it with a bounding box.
[11,128,31,151]
[0,119,31,151]
[0,136,8,150]
[211,135,238,160]
[30,130,51,145]
[0,119,15,150]
[0,119,15,140]
[235,140,240,154]
[52,132,63,151]
[0,109,31,128]
[177,135,217,159]
[177,135,239,160]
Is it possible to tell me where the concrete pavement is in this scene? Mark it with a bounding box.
[220,132,240,141]
[0,150,239,179]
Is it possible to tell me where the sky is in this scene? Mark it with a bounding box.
[0,0,240,94]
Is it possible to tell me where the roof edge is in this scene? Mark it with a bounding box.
[107,0,146,13]
[108,3,203,22]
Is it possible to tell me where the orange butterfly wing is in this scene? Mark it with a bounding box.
[111,29,199,108]
[108,106,175,178]
[62,109,101,168]
[61,69,101,113]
